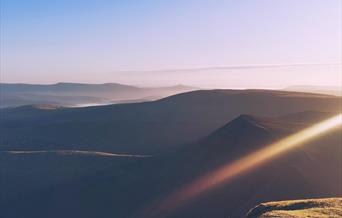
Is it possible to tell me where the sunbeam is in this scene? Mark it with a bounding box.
[151,113,342,215]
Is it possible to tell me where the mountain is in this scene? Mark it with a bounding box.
[1,111,341,218]
[139,111,342,218]
[247,198,342,218]
[284,85,342,96]
[1,89,340,154]
[0,82,197,108]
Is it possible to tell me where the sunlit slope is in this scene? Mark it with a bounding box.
[247,198,342,218]
[1,90,341,154]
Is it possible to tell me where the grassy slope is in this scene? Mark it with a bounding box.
[247,198,342,218]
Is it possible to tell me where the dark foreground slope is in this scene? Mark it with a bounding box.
[142,112,342,218]
[247,198,342,218]
[1,111,341,218]
[1,90,340,154]
[0,151,151,218]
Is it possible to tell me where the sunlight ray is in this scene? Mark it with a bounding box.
[153,113,342,214]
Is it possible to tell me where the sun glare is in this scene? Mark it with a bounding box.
[151,113,342,215]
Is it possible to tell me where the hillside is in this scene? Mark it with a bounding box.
[1,89,340,154]
[0,149,151,218]
[141,111,342,218]
[1,111,341,218]
[247,198,342,218]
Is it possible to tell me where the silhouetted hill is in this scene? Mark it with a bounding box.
[0,150,150,218]
[1,111,340,218]
[1,82,139,92]
[205,114,297,142]
[1,89,340,154]
[140,111,342,218]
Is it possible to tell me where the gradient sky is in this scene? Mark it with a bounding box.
[1,0,341,88]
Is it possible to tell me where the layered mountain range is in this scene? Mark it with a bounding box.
[0,89,341,217]
[0,82,197,108]
[1,89,340,154]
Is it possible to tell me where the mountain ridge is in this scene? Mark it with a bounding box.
[0,82,198,108]
[1,89,340,154]
[1,111,341,218]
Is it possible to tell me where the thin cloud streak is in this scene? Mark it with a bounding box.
[109,63,342,74]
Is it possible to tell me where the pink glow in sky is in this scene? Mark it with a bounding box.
[1,0,341,88]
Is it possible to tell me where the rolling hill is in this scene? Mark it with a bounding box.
[1,110,341,218]
[140,111,341,218]
[0,82,197,108]
[1,89,340,154]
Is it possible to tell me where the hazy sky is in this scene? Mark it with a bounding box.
[1,0,341,88]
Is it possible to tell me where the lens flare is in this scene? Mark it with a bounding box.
[152,113,342,215]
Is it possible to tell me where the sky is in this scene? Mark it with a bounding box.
[0,0,341,88]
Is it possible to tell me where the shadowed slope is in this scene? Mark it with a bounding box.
[142,112,342,218]
[1,111,341,218]
[1,90,340,154]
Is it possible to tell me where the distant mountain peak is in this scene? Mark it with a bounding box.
[54,82,135,87]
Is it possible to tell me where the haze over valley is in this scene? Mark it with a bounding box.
[0,0,341,217]
[1,88,341,217]
[0,82,197,108]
